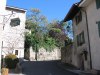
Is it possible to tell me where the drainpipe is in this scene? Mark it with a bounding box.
[81,9,92,69]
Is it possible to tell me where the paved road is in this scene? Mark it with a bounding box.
[21,60,78,75]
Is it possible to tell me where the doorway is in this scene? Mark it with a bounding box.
[78,54,84,70]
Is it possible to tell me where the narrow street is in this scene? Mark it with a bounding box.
[21,60,78,75]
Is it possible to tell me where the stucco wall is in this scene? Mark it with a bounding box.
[0,0,6,14]
[72,9,91,70]
[1,8,26,59]
[86,0,100,70]
[0,0,6,71]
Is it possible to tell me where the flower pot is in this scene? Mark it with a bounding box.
[1,68,9,75]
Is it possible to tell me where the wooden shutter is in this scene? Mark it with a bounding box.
[75,11,82,25]
[77,35,80,46]
[81,31,85,44]
[96,0,100,9]
[98,21,100,37]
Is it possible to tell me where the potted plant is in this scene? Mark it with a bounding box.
[4,54,19,69]
[1,68,9,75]
[1,57,9,75]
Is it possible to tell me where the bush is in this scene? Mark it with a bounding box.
[5,54,19,69]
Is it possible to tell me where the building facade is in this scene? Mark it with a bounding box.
[2,6,26,59]
[64,0,100,71]
[0,0,26,61]
[0,0,7,71]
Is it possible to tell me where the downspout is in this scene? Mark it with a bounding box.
[82,9,92,69]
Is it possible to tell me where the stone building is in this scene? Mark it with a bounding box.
[64,0,100,71]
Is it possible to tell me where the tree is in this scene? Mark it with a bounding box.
[25,8,48,60]
[47,20,67,48]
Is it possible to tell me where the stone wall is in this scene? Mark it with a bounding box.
[27,47,61,61]
[61,45,73,64]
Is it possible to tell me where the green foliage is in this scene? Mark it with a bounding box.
[51,28,61,33]
[43,37,56,51]
[48,20,67,47]
[5,54,19,69]
[24,32,32,51]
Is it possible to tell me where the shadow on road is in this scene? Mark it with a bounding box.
[21,60,78,75]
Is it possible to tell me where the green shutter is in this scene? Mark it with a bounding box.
[98,21,100,37]
[77,35,79,46]
[81,31,85,44]
[79,33,82,46]
[96,0,100,9]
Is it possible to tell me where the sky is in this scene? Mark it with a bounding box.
[7,0,80,22]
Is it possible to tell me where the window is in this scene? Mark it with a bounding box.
[1,55,4,59]
[75,11,82,25]
[2,41,3,48]
[97,21,100,37]
[77,35,79,46]
[77,31,85,46]
[10,18,20,27]
[15,50,18,55]
[96,0,100,9]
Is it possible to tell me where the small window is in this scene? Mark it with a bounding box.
[96,0,100,9]
[97,21,100,37]
[15,50,18,55]
[75,11,82,25]
[77,31,85,46]
[10,18,20,27]
[77,35,80,46]
[2,41,3,48]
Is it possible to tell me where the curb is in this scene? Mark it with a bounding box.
[57,63,94,75]
[57,63,79,75]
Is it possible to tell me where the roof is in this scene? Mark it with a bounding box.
[63,1,83,22]
[6,6,27,13]
[63,4,80,22]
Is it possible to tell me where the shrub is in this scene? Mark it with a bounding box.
[5,54,19,69]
